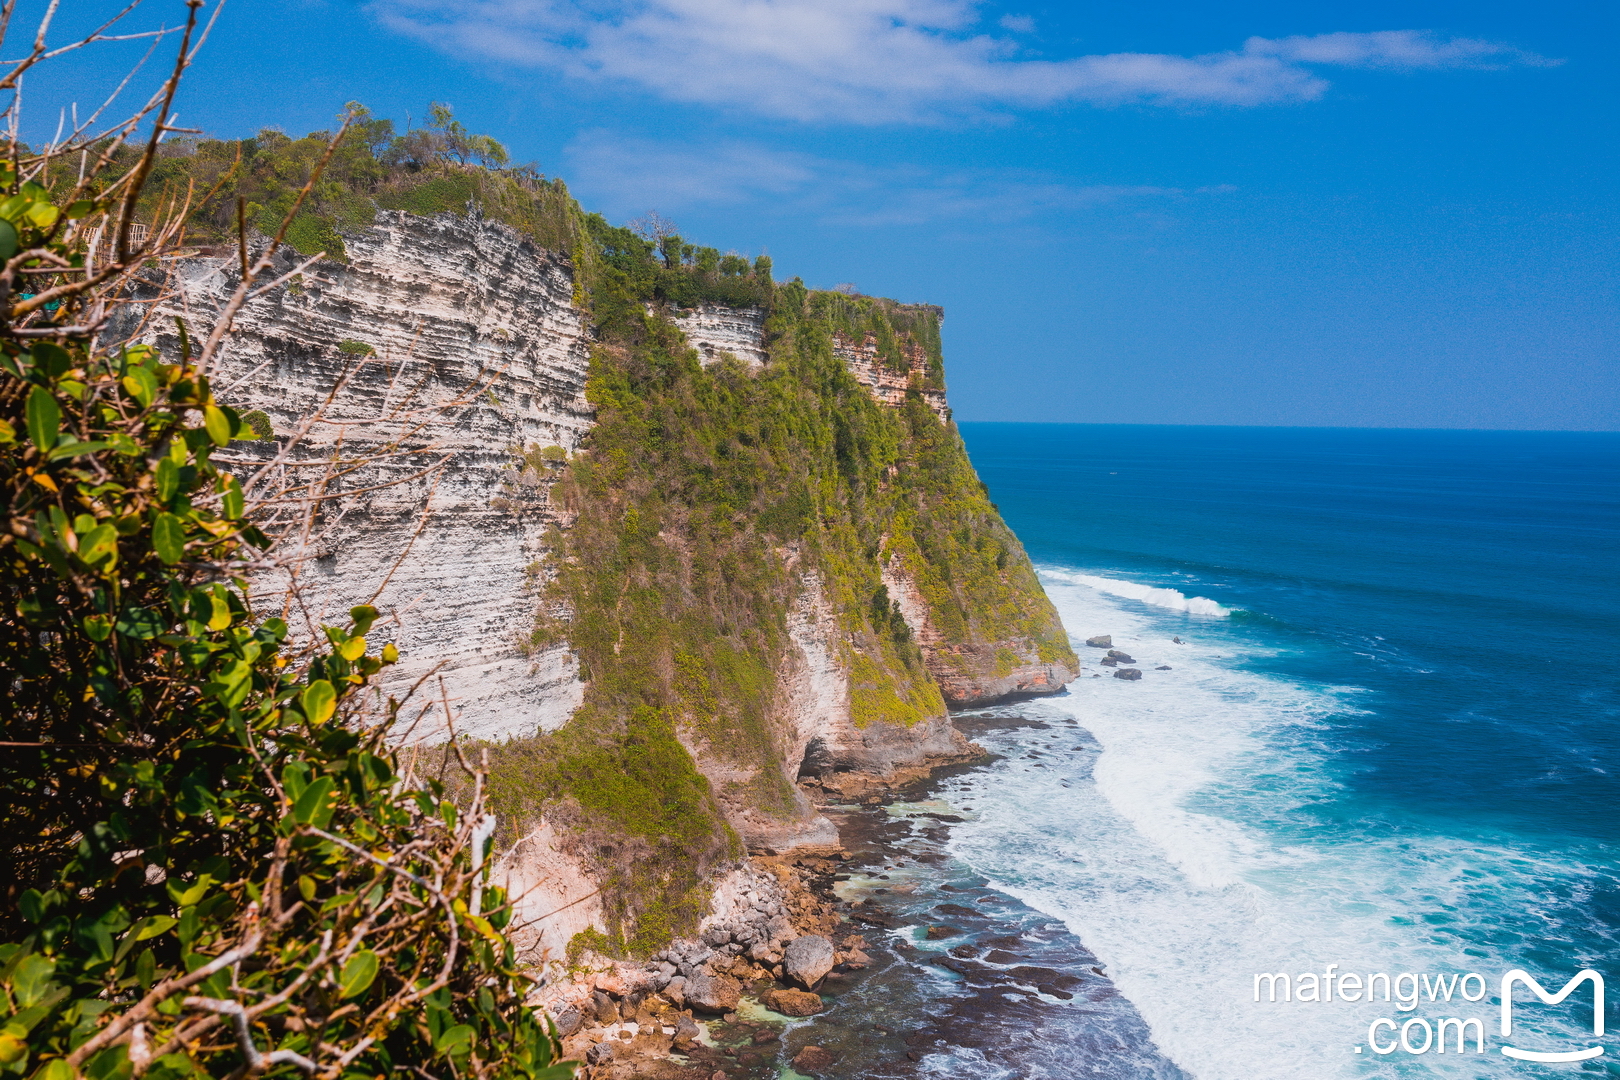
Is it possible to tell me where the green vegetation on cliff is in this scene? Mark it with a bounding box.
[128,104,1073,959]
[482,224,1072,956]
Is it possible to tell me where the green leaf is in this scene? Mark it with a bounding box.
[203,405,231,446]
[25,386,59,451]
[281,761,312,800]
[76,524,119,571]
[0,417,13,443]
[292,776,336,827]
[46,439,111,461]
[0,218,16,260]
[35,1057,74,1080]
[154,457,178,502]
[206,592,231,631]
[350,604,380,635]
[153,513,184,564]
[10,954,56,1008]
[65,200,97,219]
[435,1024,475,1056]
[338,950,379,999]
[220,475,244,519]
[115,607,165,639]
[121,365,156,407]
[132,916,178,941]
[300,680,337,725]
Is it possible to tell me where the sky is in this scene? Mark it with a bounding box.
[21,0,1619,429]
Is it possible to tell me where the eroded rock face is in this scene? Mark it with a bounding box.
[158,209,592,744]
[671,304,767,368]
[882,564,1076,708]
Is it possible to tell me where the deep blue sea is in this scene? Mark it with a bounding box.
[944,423,1620,1078]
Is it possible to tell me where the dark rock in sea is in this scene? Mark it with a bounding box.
[1038,983,1076,1000]
[1173,636,1184,644]
[784,934,836,989]
[931,956,976,976]
[983,950,1022,964]
[1114,668,1142,680]
[1011,967,1079,989]
[1100,657,1119,667]
[1085,635,1111,648]
[925,925,957,940]
[763,988,825,1016]
[793,1046,837,1074]
[950,944,980,959]
[934,903,982,918]
[1156,665,1172,670]
[1106,650,1136,662]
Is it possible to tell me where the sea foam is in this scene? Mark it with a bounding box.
[943,573,1602,1080]
[1040,568,1233,617]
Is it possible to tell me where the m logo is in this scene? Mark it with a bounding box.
[1499,969,1606,1063]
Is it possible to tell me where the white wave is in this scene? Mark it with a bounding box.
[941,576,1603,1080]
[1040,567,1233,617]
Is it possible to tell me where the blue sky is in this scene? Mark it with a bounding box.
[28,0,1619,428]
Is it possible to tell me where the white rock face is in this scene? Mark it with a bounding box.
[160,210,593,742]
[499,819,608,970]
[669,304,768,367]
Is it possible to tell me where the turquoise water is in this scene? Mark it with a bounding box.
[946,423,1620,1078]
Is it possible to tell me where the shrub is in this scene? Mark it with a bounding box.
[0,13,572,1080]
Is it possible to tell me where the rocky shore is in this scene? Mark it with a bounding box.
[538,708,1184,1080]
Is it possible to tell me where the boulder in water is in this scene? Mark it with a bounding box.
[762,987,824,1016]
[1085,635,1111,648]
[684,968,740,1013]
[1156,665,1172,670]
[1106,649,1136,662]
[1100,657,1118,667]
[784,934,836,989]
[793,1046,838,1074]
[1114,668,1142,681]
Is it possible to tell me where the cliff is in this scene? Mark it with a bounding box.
[153,200,1076,972]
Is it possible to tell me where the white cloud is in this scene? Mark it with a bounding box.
[564,130,1234,225]
[1246,30,1559,71]
[371,0,1556,123]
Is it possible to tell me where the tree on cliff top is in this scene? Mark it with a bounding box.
[0,6,571,1080]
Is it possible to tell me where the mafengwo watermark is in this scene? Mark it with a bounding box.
[1252,966,1606,1062]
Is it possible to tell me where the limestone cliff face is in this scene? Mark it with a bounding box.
[832,330,949,423]
[160,210,590,742]
[882,563,1075,707]
[161,208,1071,973]
[670,304,767,368]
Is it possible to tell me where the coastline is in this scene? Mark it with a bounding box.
[551,703,1185,1080]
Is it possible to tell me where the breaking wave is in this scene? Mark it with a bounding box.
[1039,568,1233,617]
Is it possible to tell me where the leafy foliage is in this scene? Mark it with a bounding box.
[0,51,571,1080]
[483,261,1071,953]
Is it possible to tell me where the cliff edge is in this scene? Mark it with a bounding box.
[157,203,1076,971]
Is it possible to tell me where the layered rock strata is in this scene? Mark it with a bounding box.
[155,209,592,742]
[832,331,949,422]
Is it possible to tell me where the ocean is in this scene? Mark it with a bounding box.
[933,423,1620,1078]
